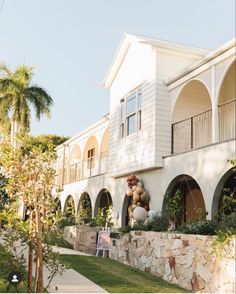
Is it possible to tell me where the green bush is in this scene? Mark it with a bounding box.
[57,216,76,229]
[43,231,73,249]
[178,219,216,235]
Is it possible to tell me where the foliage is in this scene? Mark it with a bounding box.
[0,173,9,212]
[92,206,113,228]
[163,189,184,228]
[43,231,73,249]
[56,216,76,229]
[77,194,92,225]
[118,226,132,234]
[0,244,28,293]
[0,134,66,292]
[221,189,236,215]
[20,134,69,154]
[178,219,216,235]
[0,64,53,134]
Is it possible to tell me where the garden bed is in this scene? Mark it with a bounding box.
[109,231,235,293]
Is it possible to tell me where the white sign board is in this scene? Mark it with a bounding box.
[96,231,111,251]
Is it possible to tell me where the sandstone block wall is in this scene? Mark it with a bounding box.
[63,225,98,254]
[110,231,235,293]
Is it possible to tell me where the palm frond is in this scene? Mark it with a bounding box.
[25,86,53,120]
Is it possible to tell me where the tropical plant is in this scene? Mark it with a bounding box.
[0,64,53,143]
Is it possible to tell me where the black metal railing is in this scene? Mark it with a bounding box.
[219,99,236,142]
[171,109,212,154]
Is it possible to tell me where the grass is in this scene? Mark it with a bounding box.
[61,255,190,293]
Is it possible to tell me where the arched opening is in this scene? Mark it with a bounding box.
[164,175,206,225]
[69,144,81,182]
[172,80,212,153]
[83,136,99,177]
[121,195,133,227]
[94,189,113,217]
[218,61,236,142]
[77,192,92,224]
[212,167,236,217]
[100,128,109,173]
[64,195,75,218]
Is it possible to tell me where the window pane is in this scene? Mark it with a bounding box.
[127,114,136,135]
[138,111,141,130]
[120,123,125,138]
[121,102,125,121]
[138,89,142,109]
[127,94,136,115]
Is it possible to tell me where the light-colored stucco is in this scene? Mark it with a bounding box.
[54,34,236,227]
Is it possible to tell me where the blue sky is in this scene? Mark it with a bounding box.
[0,0,235,137]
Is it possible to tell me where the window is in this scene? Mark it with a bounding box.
[127,114,136,135]
[87,148,95,169]
[120,87,142,138]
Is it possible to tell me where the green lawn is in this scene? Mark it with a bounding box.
[61,255,190,293]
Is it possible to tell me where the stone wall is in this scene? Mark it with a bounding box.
[110,231,235,293]
[63,225,98,254]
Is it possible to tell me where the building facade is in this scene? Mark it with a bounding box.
[54,33,236,227]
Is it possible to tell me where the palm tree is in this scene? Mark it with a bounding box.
[0,64,53,146]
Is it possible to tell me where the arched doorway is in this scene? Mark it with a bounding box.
[83,136,99,177]
[69,144,81,182]
[121,195,133,227]
[212,167,236,217]
[94,189,113,216]
[218,60,236,142]
[172,80,212,153]
[164,175,206,225]
[77,192,92,224]
[64,195,75,218]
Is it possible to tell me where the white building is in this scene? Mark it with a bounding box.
[54,33,236,227]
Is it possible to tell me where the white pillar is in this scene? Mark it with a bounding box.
[211,66,219,143]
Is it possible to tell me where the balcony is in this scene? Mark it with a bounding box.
[172,99,236,154]
[56,154,109,187]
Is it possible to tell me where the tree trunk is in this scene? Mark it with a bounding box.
[28,211,34,293]
[28,241,33,293]
[36,209,44,293]
[10,120,20,149]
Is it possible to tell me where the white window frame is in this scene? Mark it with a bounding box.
[119,87,142,138]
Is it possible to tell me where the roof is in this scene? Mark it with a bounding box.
[103,33,210,88]
[166,37,236,86]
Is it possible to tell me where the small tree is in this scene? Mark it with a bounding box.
[77,194,92,225]
[163,189,184,230]
[0,134,65,292]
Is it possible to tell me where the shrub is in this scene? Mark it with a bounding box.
[43,231,73,249]
[178,219,216,235]
[57,216,76,229]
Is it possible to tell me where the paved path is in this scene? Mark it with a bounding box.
[0,237,107,293]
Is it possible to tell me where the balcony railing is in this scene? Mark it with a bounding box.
[219,99,236,142]
[55,154,109,187]
[69,162,81,183]
[172,109,212,154]
[172,99,236,154]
